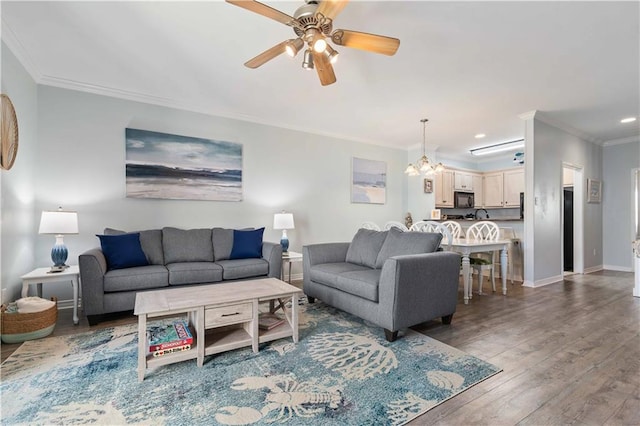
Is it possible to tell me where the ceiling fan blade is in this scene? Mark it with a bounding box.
[226,0,295,26]
[244,41,288,68]
[312,51,337,86]
[316,0,349,20]
[331,29,400,56]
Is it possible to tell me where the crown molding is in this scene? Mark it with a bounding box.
[35,75,399,151]
[602,135,640,147]
[1,18,43,82]
[533,111,601,144]
[518,110,538,121]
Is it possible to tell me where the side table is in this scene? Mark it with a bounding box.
[282,251,303,283]
[21,265,81,325]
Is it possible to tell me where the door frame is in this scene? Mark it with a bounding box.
[562,162,584,275]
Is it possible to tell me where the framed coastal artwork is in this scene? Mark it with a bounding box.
[587,178,601,204]
[351,157,386,204]
[125,128,242,201]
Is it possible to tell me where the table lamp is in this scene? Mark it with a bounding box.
[273,212,294,252]
[39,207,79,271]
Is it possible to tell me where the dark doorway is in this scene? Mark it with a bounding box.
[564,188,574,271]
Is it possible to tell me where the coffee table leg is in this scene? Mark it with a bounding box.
[196,307,205,367]
[138,314,147,382]
[292,293,298,343]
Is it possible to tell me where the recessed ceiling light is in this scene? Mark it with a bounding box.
[620,117,637,123]
[475,133,486,139]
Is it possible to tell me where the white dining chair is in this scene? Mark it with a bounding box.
[410,220,453,249]
[360,221,381,231]
[383,221,408,232]
[441,220,462,239]
[465,221,500,295]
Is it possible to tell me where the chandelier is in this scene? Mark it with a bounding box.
[404,118,445,176]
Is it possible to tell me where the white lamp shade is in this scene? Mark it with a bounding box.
[39,210,79,234]
[273,213,295,230]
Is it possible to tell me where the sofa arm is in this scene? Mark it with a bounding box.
[78,248,108,317]
[262,241,282,279]
[378,251,461,331]
[303,242,350,267]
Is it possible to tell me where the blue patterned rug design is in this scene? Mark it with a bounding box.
[1,301,500,425]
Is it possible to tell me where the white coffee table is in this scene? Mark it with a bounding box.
[21,265,81,325]
[134,277,302,381]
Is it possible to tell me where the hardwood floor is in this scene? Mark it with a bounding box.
[1,270,638,425]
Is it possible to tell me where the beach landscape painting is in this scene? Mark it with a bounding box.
[125,128,242,201]
[351,157,386,204]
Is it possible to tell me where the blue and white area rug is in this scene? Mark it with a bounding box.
[1,302,500,425]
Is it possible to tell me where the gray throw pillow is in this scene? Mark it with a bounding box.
[374,227,443,268]
[103,228,164,265]
[162,227,214,264]
[345,229,389,269]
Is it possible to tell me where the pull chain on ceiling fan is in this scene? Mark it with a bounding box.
[226,0,400,86]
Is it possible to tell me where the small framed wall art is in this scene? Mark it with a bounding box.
[430,209,441,220]
[424,178,433,193]
[587,178,602,203]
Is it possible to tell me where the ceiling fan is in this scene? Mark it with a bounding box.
[226,0,400,86]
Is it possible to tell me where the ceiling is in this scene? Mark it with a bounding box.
[2,1,639,161]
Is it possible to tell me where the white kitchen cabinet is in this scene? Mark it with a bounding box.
[435,170,454,208]
[483,172,504,207]
[504,169,525,207]
[473,174,484,207]
[454,171,474,191]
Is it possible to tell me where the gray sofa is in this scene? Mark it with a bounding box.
[79,227,282,325]
[303,227,461,341]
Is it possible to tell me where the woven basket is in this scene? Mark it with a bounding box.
[1,297,58,343]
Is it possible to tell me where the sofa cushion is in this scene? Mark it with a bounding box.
[212,228,234,261]
[97,233,149,270]
[230,228,264,259]
[335,269,382,302]
[166,262,223,285]
[345,229,389,268]
[162,227,214,264]
[216,259,269,280]
[309,262,372,287]
[104,228,164,265]
[375,227,443,268]
[104,265,168,292]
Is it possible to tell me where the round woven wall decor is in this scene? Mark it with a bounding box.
[1,93,19,170]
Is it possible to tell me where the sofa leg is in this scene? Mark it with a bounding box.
[307,296,315,304]
[87,315,102,326]
[442,314,454,325]
[384,329,398,342]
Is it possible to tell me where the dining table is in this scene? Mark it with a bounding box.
[446,238,511,304]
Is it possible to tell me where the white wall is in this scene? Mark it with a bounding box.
[603,139,640,270]
[527,117,603,286]
[31,86,407,300]
[0,42,38,303]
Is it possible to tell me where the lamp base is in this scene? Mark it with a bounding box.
[49,265,69,273]
[51,235,69,268]
[280,237,289,253]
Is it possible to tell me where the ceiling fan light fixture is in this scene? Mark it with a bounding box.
[285,38,304,57]
[312,35,327,53]
[325,44,339,64]
[302,49,314,70]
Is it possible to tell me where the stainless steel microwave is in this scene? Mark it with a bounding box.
[454,191,474,208]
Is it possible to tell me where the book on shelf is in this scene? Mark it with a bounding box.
[152,344,191,358]
[147,320,193,352]
[259,313,285,330]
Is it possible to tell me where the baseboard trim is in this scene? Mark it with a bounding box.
[584,265,604,274]
[522,274,563,288]
[602,264,632,272]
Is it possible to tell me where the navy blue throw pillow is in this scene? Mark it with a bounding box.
[97,233,149,270]
[229,228,264,260]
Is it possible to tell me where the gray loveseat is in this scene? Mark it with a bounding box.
[303,227,461,341]
[79,227,282,325]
